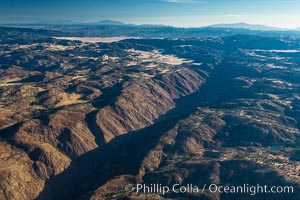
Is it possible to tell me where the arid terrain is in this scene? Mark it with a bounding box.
[0,26,300,200]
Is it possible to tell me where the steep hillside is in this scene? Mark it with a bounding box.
[0,29,300,199]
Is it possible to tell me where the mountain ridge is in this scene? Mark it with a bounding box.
[207,22,286,31]
[2,20,297,32]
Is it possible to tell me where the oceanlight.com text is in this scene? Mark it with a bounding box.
[125,183,294,196]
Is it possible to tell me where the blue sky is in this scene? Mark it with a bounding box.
[1,0,300,28]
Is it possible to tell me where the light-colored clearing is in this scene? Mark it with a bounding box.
[268,94,280,100]
[126,61,138,67]
[193,63,203,66]
[271,56,285,60]
[0,83,22,87]
[253,49,300,53]
[72,76,87,81]
[11,44,39,50]
[126,49,193,66]
[178,45,193,47]
[130,73,155,79]
[0,77,25,86]
[55,93,85,107]
[46,44,75,51]
[54,36,138,43]
[266,63,287,69]
[145,63,158,68]
[76,56,98,60]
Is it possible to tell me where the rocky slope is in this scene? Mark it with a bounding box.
[0,28,300,199]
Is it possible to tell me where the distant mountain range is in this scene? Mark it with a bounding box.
[207,23,286,31]
[8,20,169,28]
[2,20,300,39]
[29,20,130,26]
[33,20,77,25]
[3,20,296,31]
[92,20,131,26]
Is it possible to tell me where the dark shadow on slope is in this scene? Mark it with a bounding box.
[84,82,125,148]
[85,110,106,146]
[220,160,300,200]
[35,57,294,199]
[91,82,123,109]
[0,122,23,141]
[35,113,188,200]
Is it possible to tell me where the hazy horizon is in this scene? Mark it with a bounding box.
[1,0,300,28]
[2,20,297,31]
